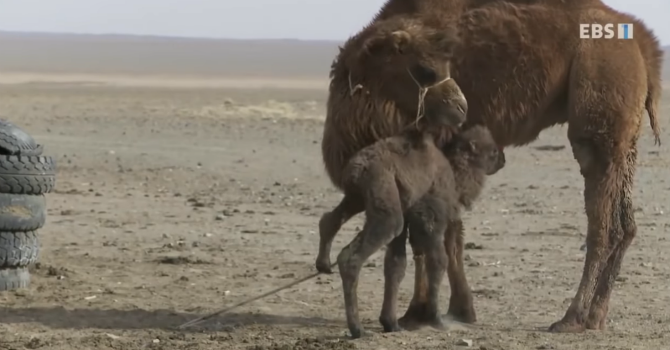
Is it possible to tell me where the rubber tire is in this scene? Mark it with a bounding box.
[0,194,46,231]
[0,231,39,268]
[0,267,30,291]
[0,119,42,156]
[0,156,56,195]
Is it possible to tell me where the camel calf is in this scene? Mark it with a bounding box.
[319,125,504,338]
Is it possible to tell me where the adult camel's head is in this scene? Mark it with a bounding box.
[324,17,467,190]
[336,17,467,128]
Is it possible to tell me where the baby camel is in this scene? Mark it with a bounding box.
[320,124,504,338]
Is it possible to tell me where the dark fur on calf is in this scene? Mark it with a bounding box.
[318,124,503,338]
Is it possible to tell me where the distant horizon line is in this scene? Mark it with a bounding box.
[0,29,668,47]
[0,29,344,43]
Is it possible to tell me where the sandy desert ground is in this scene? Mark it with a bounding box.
[0,32,669,350]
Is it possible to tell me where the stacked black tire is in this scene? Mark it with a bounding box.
[0,120,56,291]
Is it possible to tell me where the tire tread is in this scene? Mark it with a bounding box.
[0,156,56,194]
[0,231,40,268]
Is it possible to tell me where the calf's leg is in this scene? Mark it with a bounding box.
[378,224,408,332]
[337,177,404,339]
[399,199,450,330]
[444,219,476,323]
[317,194,364,273]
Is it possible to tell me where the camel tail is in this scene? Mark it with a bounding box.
[645,91,661,146]
[633,17,664,146]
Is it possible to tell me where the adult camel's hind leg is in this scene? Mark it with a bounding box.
[586,143,639,330]
[317,194,365,273]
[549,46,645,332]
[548,138,621,333]
[444,218,476,323]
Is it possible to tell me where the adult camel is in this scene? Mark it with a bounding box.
[319,0,663,333]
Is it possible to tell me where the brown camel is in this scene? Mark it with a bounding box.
[325,124,503,338]
[316,16,470,272]
[320,15,468,193]
[321,0,663,333]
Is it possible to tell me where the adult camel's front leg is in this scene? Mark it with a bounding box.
[444,219,476,323]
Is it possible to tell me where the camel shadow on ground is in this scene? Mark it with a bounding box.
[0,307,340,332]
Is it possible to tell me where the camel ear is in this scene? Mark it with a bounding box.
[390,30,411,53]
[361,30,410,56]
[361,34,386,56]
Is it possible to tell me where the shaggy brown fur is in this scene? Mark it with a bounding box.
[321,0,663,333]
[322,16,468,191]
[321,125,503,338]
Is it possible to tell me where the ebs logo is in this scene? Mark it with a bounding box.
[579,23,633,39]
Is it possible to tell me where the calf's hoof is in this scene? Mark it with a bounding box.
[315,258,333,274]
[348,326,370,339]
[379,316,403,333]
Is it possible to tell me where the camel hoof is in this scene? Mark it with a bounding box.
[382,323,403,333]
[348,327,370,339]
[398,304,443,331]
[379,316,403,333]
[428,315,447,331]
[315,258,333,274]
[585,316,607,330]
[446,307,477,324]
[398,314,424,331]
[548,320,586,333]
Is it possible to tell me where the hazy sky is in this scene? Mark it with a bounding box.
[0,0,667,44]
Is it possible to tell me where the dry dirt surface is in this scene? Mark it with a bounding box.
[0,80,667,350]
[0,33,668,349]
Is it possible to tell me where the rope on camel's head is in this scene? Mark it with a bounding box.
[347,68,453,129]
[406,68,452,129]
[348,72,363,96]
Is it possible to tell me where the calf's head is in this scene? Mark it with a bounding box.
[451,125,505,175]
